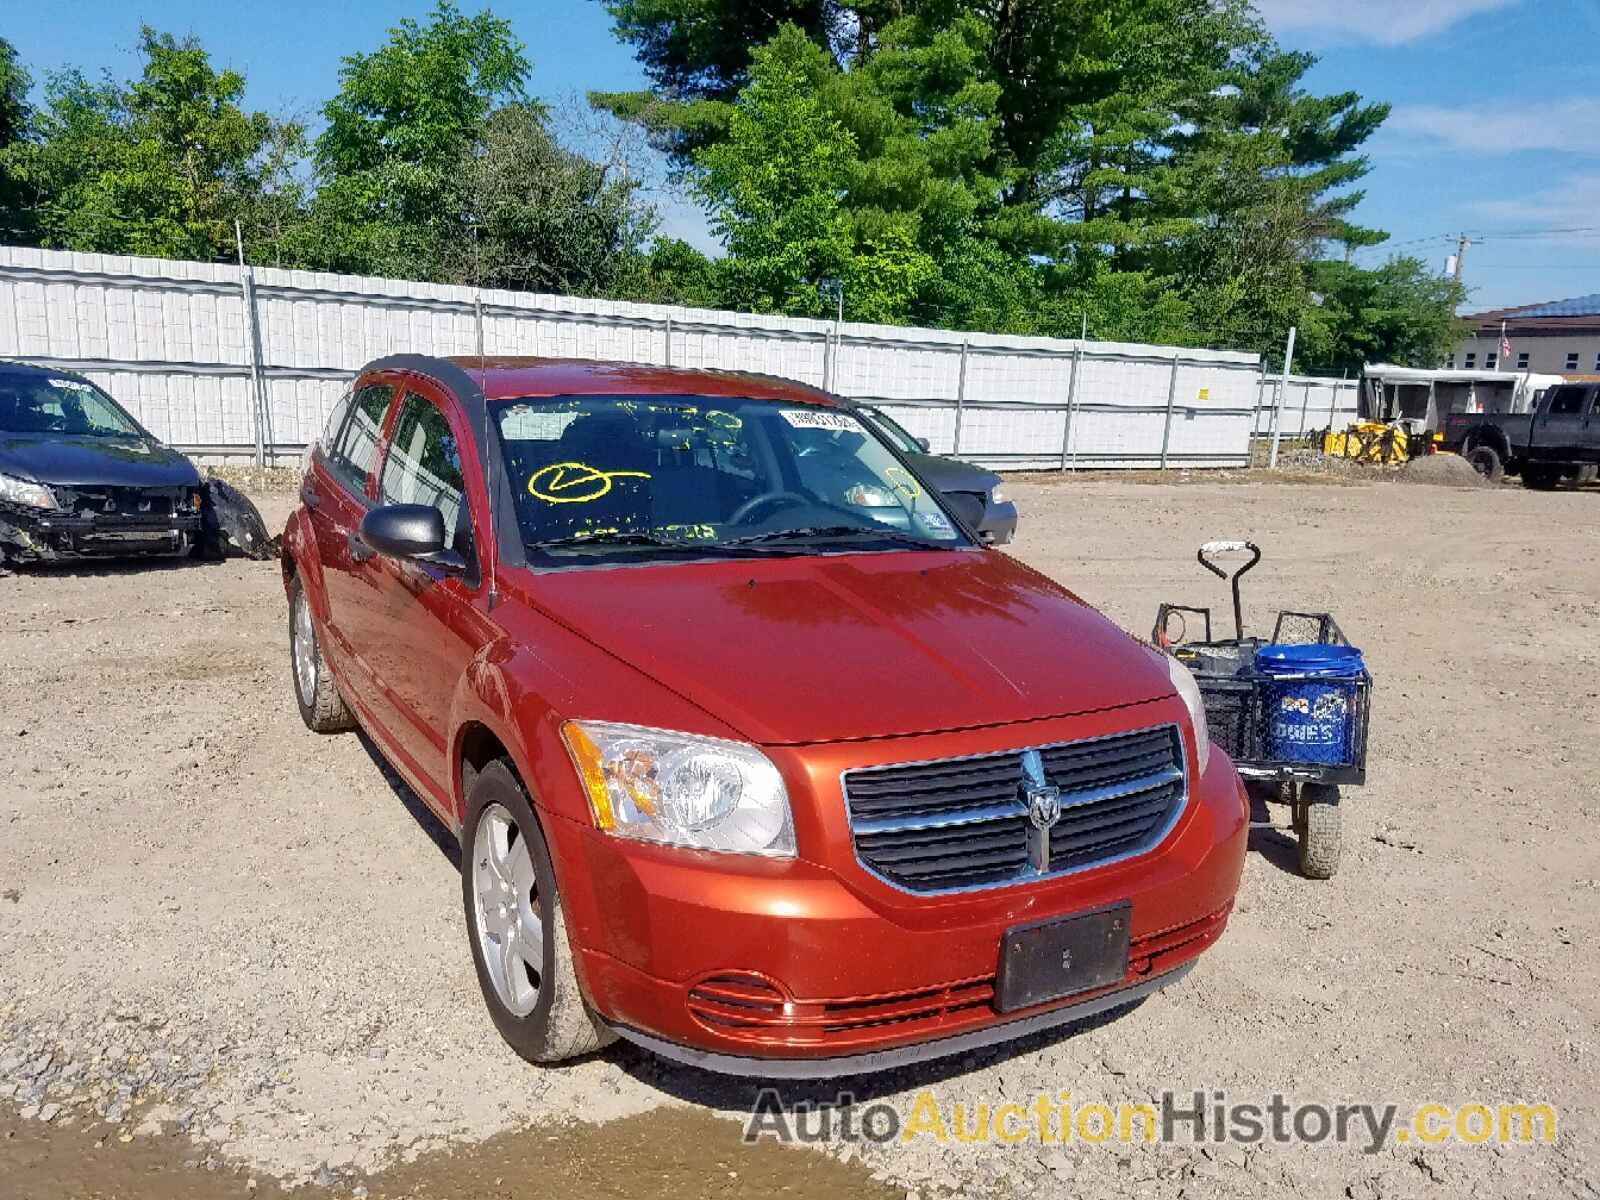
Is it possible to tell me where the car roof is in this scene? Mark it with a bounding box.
[0,360,93,382]
[433,356,841,407]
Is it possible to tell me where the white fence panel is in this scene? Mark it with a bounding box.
[0,244,1377,472]
[1255,375,1359,439]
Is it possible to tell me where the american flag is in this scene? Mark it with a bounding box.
[1499,321,1512,362]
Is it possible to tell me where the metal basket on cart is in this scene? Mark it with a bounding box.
[1161,610,1372,787]
[1153,541,1373,878]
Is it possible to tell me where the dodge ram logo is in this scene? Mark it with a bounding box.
[1021,749,1061,831]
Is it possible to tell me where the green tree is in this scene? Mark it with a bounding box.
[449,102,654,295]
[619,236,723,306]
[691,27,853,316]
[1306,257,1465,375]
[11,28,296,260]
[306,1,531,275]
[304,2,652,290]
[0,38,33,239]
[596,0,1424,351]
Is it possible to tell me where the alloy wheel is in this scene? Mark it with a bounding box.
[471,803,545,1017]
[292,590,317,704]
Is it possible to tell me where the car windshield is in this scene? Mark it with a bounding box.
[859,407,922,455]
[0,372,144,437]
[493,394,968,561]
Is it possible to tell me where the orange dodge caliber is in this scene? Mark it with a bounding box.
[281,354,1247,1076]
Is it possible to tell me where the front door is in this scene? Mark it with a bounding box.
[306,379,395,705]
[1529,384,1591,462]
[1579,387,1600,465]
[363,383,490,817]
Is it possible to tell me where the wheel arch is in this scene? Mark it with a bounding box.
[1463,423,1512,459]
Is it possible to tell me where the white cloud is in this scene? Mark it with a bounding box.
[1253,0,1517,45]
[1471,171,1600,231]
[1389,98,1600,155]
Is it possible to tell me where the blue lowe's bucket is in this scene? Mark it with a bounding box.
[1255,643,1365,765]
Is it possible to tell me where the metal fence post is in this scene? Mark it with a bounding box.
[1267,326,1296,469]
[1060,344,1082,470]
[1159,349,1181,470]
[238,266,268,467]
[952,339,969,455]
[474,294,485,359]
[663,315,672,367]
[1298,381,1311,440]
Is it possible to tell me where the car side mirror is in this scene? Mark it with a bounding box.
[915,436,931,452]
[360,504,466,572]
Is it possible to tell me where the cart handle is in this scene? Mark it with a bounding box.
[1197,539,1260,641]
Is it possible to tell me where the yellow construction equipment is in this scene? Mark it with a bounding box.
[1322,422,1418,465]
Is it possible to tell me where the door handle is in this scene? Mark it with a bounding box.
[347,529,375,564]
[301,482,321,510]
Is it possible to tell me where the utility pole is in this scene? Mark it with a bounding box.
[1267,326,1297,470]
[1448,232,1481,312]
[1451,233,1470,283]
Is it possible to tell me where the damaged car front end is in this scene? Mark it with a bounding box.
[0,363,204,564]
[0,476,204,562]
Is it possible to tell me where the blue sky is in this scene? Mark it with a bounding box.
[7,0,1597,314]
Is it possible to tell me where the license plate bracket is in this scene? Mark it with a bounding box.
[995,902,1131,1013]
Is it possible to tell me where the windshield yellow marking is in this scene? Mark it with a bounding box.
[527,461,652,504]
[885,465,921,499]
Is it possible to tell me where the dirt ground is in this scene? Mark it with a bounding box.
[3,473,1597,1199]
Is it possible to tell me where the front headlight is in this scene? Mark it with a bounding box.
[561,721,795,857]
[0,472,57,510]
[1165,654,1211,774]
[989,485,1008,505]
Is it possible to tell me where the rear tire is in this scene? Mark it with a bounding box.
[288,575,354,733]
[461,760,615,1064]
[1575,465,1598,485]
[1297,783,1341,880]
[1465,445,1504,483]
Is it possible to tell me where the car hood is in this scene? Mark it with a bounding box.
[523,550,1173,744]
[906,452,1000,494]
[0,433,200,488]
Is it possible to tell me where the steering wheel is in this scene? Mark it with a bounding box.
[728,490,812,526]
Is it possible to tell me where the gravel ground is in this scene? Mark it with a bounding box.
[3,474,1598,1199]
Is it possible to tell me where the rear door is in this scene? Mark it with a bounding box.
[361,383,490,810]
[306,378,396,704]
[1529,384,1591,462]
[1581,387,1600,464]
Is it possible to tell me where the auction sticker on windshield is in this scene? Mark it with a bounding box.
[780,409,858,431]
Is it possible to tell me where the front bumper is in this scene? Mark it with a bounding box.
[606,961,1195,1078]
[0,503,200,562]
[543,703,1248,1073]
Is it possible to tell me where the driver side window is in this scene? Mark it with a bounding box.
[379,392,476,566]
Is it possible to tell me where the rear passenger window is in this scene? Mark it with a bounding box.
[326,383,393,494]
[380,392,474,561]
[317,389,352,456]
[1546,386,1588,416]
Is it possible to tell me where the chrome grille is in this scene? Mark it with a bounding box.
[843,725,1186,893]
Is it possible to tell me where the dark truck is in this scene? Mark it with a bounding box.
[1443,382,1600,488]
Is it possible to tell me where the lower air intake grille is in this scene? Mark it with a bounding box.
[843,725,1186,893]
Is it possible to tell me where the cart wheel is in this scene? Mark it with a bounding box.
[1297,783,1340,880]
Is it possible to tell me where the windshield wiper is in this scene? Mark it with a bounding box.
[718,524,944,550]
[527,530,704,552]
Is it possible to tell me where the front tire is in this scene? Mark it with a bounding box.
[288,575,354,733]
[1465,445,1504,483]
[461,759,614,1064]
[1297,783,1341,880]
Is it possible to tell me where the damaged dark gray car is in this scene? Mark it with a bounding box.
[0,361,274,565]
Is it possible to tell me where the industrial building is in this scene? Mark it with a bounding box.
[1451,294,1600,378]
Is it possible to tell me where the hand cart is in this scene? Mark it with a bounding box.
[1153,540,1372,879]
